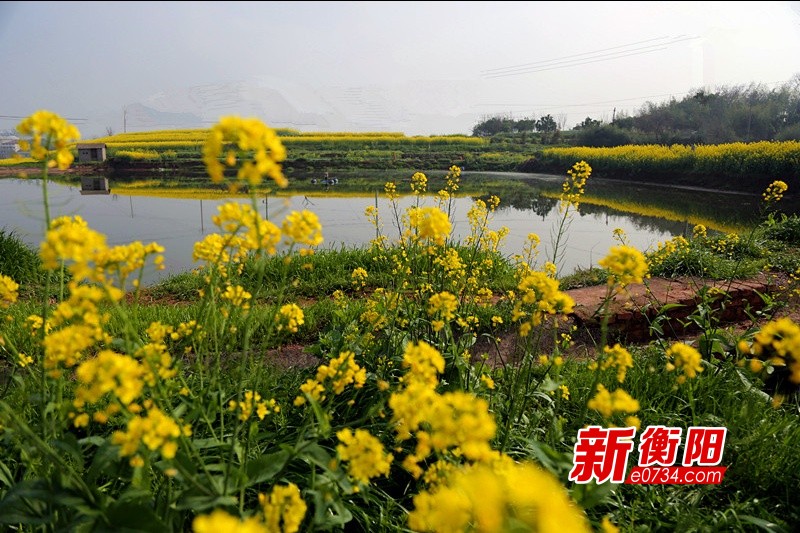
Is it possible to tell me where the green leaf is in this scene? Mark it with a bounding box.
[570,479,616,510]
[174,493,237,512]
[738,515,790,533]
[86,442,123,485]
[0,479,50,524]
[53,433,85,472]
[79,436,107,448]
[104,501,169,532]
[298,443,334,469]
[244,449,291,486]
[0,460,15,488]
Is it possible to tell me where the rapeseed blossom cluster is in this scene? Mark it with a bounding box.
[111,406,191,465]
[73,350,146,415]
[41,281,118,376]
[202,115,287,189]
[384,180,399,201]
[762,180,788,203]
[336,428,394,484]
[512,271,575,336]
[388,342,497,478]
[294,350,366,405]
[351,267,368,289]
[560,160,591,208]
[665,343,704,384]
[282,209,323,247]
[194,202,285,279]
[260,483,307,533]
[428,291,458,332]
[277,303,305,333]
[411,171,428,194]
[598,245,649,288]
[0,274,18,308]
[750,317,800,384]
[16,109,80,169]
[404,206,452,246]
[587,384,640,426]
[692,224,708,239]
[408,456,590,533]
[213,202,282,256]
[194,482,308,533]
[228,390,280,421]
[221,284,252,310]
[598,343,634,383]
[645,235,690,272]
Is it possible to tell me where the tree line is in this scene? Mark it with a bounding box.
[472,75,800,147]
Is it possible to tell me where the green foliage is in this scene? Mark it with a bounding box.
[763,213,800,244]
[0,229,63,299]
[574,125,633,147]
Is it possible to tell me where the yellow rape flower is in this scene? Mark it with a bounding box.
[229,390,279,421]
[408,458,591,533]
[598,245,648,288]
[202,116,287,189]
[0,274,19,308]
[40,215,108,276]
[560,160,592,208]
[665,343,704,383]
[385,181,399,201]
[193,509,268,533]
[512,271,575,333]
[428,291,458,322]
[16,110,80,169]
[282,210,323,247]
[405,206,451,246]
[351,267,368,288]
[600,343,634,383]
[411,171,428,194]
[111,406,188,461]
[73,350,146,409]
[222,284,252,309]
[762,180,788,204]
[587,384,640,418]
[401,341,445,386]
[260,483,307,533]
[336,428,394,484]
[751,317,800,384]
[277,303,304,333]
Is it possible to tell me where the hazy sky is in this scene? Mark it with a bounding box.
[2,1,800,136]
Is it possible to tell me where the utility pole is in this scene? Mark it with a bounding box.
[123,107,127,133]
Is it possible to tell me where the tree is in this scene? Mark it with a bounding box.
[535,114,557,133]
[472,115,513,137]
[535,114,558,144]
[574,117,601,130]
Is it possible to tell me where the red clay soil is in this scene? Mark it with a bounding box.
[471,272,799,366]
[569,273,779,343]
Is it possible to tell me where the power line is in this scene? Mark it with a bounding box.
[482,36,701,79]
[0,114,88,122]
[481,35,676,74]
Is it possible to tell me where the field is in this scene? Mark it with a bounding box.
[1,112,800,532]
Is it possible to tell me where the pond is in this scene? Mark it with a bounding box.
[1,173,796,287]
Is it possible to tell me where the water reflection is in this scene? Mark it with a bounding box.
[2,174,793,287]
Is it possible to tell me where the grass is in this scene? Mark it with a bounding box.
[0,228,65,300]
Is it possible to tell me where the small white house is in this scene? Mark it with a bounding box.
[76,143,107,163]
[80,176,111,195]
